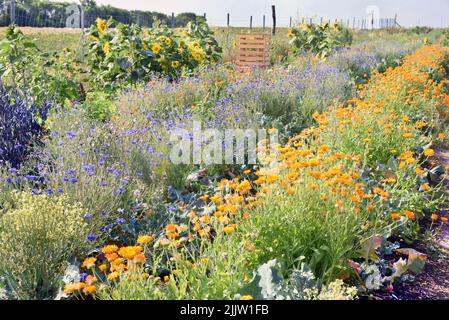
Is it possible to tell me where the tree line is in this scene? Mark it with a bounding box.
[0,0,200,28]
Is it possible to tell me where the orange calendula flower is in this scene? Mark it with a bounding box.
[287,188,297,196]
[442,217,448,223]
[431,214,439,221]
[404,210,415,219]
[105,253,119,261]
[102,245,119,254]
[64,282,86,294]
[391,213,401,220]
[82,257,97,269]
[420,184,431,191]
[223,226,235,235]
[118,246,143,260]
[165,224,179,233]
[84,285,97,295]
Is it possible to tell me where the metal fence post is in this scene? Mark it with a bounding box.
[10,0,16,25]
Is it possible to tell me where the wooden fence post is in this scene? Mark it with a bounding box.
[227,13,230,28]
[250,16,253,29]
[271,5,276,35]
[263,15,266,30]
[171,12,175,28]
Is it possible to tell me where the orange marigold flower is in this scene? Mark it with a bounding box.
[81,257,97,269]
[64,282,86,294]
[442,217,448,223]
[404,210,415,219]
[223,226,235,235]
[84,285,97,295]
[431,214,439,221]
[421,184,431,191]
[165,224,178,233]
[99,264,108,272]
[105,253,118,261]
[102,245,119,254]
[287,188,297,195]
[118,246,143,260]
[391,213,401,220]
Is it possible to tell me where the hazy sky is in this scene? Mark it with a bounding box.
[64,0,449,27]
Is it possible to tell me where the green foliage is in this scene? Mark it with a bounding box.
[0,192,88,300]
[85,18,222,91]
[289,22,353,59]
[238,259,357,300]
[411,26,433,35]
[0,25,79,103]
[83,91,116,121]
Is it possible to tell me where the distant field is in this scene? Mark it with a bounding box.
[0,27,83,52]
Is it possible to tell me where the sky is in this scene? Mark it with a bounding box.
[57,0,449,27]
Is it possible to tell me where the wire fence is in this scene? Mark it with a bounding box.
[0,1,400,30]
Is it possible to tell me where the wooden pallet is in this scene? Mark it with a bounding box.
[235,33,270,72]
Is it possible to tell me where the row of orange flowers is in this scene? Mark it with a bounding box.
[65,45,449,297]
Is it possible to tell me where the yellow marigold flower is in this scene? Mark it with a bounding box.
[137,235,154,245]
[107,271,120,281]
[201,258,209,264]
[403,133,413,138]
[240,295,253,300]
[287,188,297,196]
[223,226,235,235]
[415,167,425,175]
[81,257,96,269]
[424,149,435,157]
[99,264,108,272]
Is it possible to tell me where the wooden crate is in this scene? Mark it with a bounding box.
[235,33,270,72]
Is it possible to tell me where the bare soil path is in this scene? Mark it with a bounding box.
[388,148,449,300]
